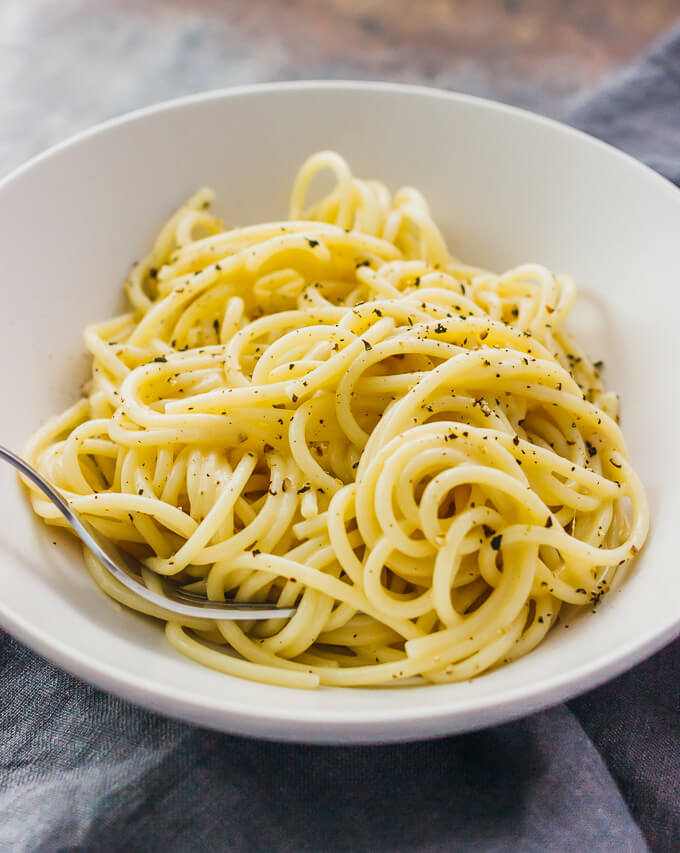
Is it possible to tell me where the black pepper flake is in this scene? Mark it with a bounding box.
[355,259,370,268]
[434,323,447,334]
[306,238,319,248]
[490,534,502,550]
[545,517,553,528]
[609,458,622,468]
[362,339,372,351]
[137,488,143,495]
[297,485,311,494]
[291,394,298,403]
[251,549,261,556]
[149,267,158,279]
[128,513,134,522]
[152,356,167,363]
[213,319,219,334]
[482,524,495,538]
[512,436,520,446]
[594,360,604,369]
[585,440,597,458]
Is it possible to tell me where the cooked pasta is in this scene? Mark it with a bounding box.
[25,151,649,688]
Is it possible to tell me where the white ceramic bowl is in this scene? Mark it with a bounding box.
[1,82,678,744]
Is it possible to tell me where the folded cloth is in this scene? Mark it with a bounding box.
[2,24,680,853]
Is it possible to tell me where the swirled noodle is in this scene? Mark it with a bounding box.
[25,151,649,688]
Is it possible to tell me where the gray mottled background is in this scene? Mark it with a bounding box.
[2,0,678,177]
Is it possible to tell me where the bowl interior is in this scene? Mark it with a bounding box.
[1,83,678,742]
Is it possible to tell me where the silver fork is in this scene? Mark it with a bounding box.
[0,445,296,621]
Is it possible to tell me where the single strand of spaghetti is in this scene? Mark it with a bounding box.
[492,493,647,568]
[262,587,333,659]
[371,447,470,557]
[326,484,366,585]
[406,541,537,660]
[148,452,256,575]
[250,324,359,385]
[432,507,506,626]
[84,325,133,381]
[289,397,343,495]
[531,560,593,604]
[506,595,558,661]
[66,493,197,538]
[216,620,340,675]
[362,536,433,619]
[107,416,268,449]
[398,314,556,360]
[24,400,90,473]
[164,221,356,272]
[394,446,476,536]
[59,419,113,493]
[152,447,174,495]
[129,258,237,348]
[319,600,357,633]
[170,282,236,344]
[236,535,340,610]
[318,614,402,647]
[284,317,396,405]
[426,604,529,683]
[289,150,355,226]
[244,231,401,276]
[335,336,461,446]
[244,232,332,271]
[165,622,320,688]
[194,479,296,565]
[126,188,213,311]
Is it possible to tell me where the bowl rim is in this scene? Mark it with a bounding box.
[2,79,679,740]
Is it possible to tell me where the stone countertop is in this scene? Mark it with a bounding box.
[1,0,677,175]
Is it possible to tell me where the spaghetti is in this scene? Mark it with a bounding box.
[25,151,649,688]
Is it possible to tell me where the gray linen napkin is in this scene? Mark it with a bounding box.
[2,25,680,853]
